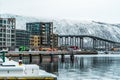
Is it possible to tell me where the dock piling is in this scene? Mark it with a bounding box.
[39,54,42,64]
[50,54,53,63]
[70,54,74,63]
[29,54,32,64]
[19,54,22,60]
[61,54,65,63]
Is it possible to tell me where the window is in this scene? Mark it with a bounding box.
[3,34,6,37]
[4,20,6,24]
[7,25,10,28]
[0,20,2,23]
[11,30,15,33]
[7,39,10,41]
[0,38,2,41]
[0,29,2,32]
[11,35,15,38]
[7,34,10,37]
[7,43,10,46]
[0,34,2,37]
[35,24,40,30]
[11,26,15,29]
[3,43,5,45]
[11,39,15,41]
[0,24,2,26]
[3,29,6,32]
[7,30,10,33]
[11,43,15,46]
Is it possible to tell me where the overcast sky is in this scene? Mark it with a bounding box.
[0,0,120,23]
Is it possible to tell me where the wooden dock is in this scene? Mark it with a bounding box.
[3,51,97,64]
[6,50,98,56]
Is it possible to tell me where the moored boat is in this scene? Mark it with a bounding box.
[0,57,57,80]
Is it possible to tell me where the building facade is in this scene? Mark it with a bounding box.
[40,22,53,48]
[26,22,53,49]
[16,29,30,48]
[0,18,16,50]
[53,34,58,48]
[30,35,40,50]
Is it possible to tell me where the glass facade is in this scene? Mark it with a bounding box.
[26,22,53,48]
[16,29,30,48]
[26,23,41,35]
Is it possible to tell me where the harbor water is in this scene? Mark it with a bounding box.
[12,55,120,80]
[58,55,120,80]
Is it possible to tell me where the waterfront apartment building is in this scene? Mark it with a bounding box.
[40,22,53,47]
[30,35,40,50]
[0,18,16,50]
[16,29,30,48]
[26,22,54,49]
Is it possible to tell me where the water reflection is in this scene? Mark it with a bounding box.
[58,56,120,80]
[11,56,120,80]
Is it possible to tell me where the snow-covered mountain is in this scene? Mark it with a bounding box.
[1,14,120,42]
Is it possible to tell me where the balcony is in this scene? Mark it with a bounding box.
[41,28,45,30]
[41,25,45,28]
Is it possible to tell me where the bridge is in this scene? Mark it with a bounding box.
[58,35,120,50]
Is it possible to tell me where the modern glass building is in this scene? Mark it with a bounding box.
[16,29,30,48]
[26,22,53,48]
[0,18,16,50]
[26,22,41,35]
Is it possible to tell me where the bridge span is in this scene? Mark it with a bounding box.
[58,35,120,50]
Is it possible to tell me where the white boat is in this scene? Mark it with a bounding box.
[0,58,57,80]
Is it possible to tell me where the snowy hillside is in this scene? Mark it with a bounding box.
[1,14,120,42]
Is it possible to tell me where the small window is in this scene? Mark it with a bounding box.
[0,20,2,23]
[4,20,6,24]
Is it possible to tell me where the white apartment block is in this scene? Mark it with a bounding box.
[0,18,16,50]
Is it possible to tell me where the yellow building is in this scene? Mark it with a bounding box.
[30,35,40,50]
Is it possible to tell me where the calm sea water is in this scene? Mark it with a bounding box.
[12,55,120,80]
[57,56,120,80]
